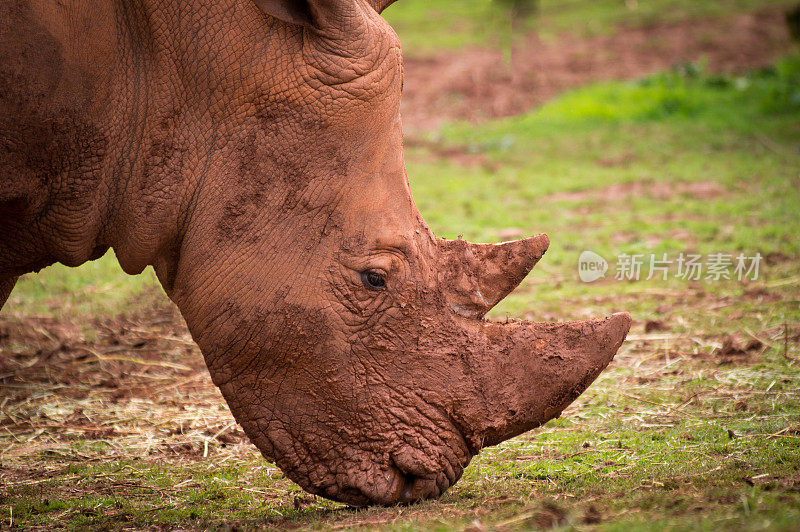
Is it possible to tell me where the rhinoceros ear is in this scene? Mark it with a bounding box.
[365,0,399,14]
[252,0,315,27]
[253,0,398,26]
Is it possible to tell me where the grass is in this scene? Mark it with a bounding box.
[384,0,799,56]
[2,49,800,532]
[5,255,158,319]
[410,55,800,322]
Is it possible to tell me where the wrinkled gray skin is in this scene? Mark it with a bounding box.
[0,0,631,506]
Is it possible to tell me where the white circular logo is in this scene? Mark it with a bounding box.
[578,250,608,283]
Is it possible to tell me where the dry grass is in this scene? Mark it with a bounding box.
[1,303,243,463]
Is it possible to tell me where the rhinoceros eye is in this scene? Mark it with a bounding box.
[361,270,386,290]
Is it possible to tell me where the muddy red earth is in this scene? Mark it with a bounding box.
[0,297,249,468]
[400,7,794,131]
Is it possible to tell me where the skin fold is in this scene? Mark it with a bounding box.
[0,0,631,506]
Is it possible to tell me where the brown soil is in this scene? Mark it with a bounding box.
[401,8,795,131]
[0,295,246,459]
[547,180,728,202]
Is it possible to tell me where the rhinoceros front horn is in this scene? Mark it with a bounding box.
[435,233,630,454]
[439,233,549,318]
[456,312,631,451]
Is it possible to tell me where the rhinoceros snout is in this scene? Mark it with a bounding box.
[329,464,451,507]
[323,435,472,507]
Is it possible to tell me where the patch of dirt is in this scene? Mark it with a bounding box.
[401,8,794,130]
[0,303,205,394]
[530,500,569,529]
[583,503,603,524]
[549,180,728,203]
[0,293,245,461]
[713,334,764,363]
[743,286,783,303]
[644,319,670,334]
[403,136,494,169]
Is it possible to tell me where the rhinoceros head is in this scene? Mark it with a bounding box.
[154,0,630,506]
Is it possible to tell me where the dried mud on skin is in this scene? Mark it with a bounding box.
[400,8,794,131]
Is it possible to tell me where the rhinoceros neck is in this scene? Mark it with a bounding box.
[0,1,245,284]
[105,1,276,288]
[0,1,150,278]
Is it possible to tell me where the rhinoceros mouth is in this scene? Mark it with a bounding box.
[326,402,473,506]
[336,453,467,507]
[387,461,464,505]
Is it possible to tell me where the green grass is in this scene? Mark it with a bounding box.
[4,253,158,319]
[384,0,799,56]
[410,55,800,322]
[5,372,800,530]
[3,54,800,530]
[5,459,331,529]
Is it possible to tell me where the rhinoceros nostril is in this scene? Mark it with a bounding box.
[390,461,419,504]
[338,486,371,507]
[386,458,457,505]
[395,473,416,504]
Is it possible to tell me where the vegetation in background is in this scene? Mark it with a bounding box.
[384,0,799,55]
[7,256,158,319]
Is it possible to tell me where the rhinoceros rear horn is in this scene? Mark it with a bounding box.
[439,234,549,318]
